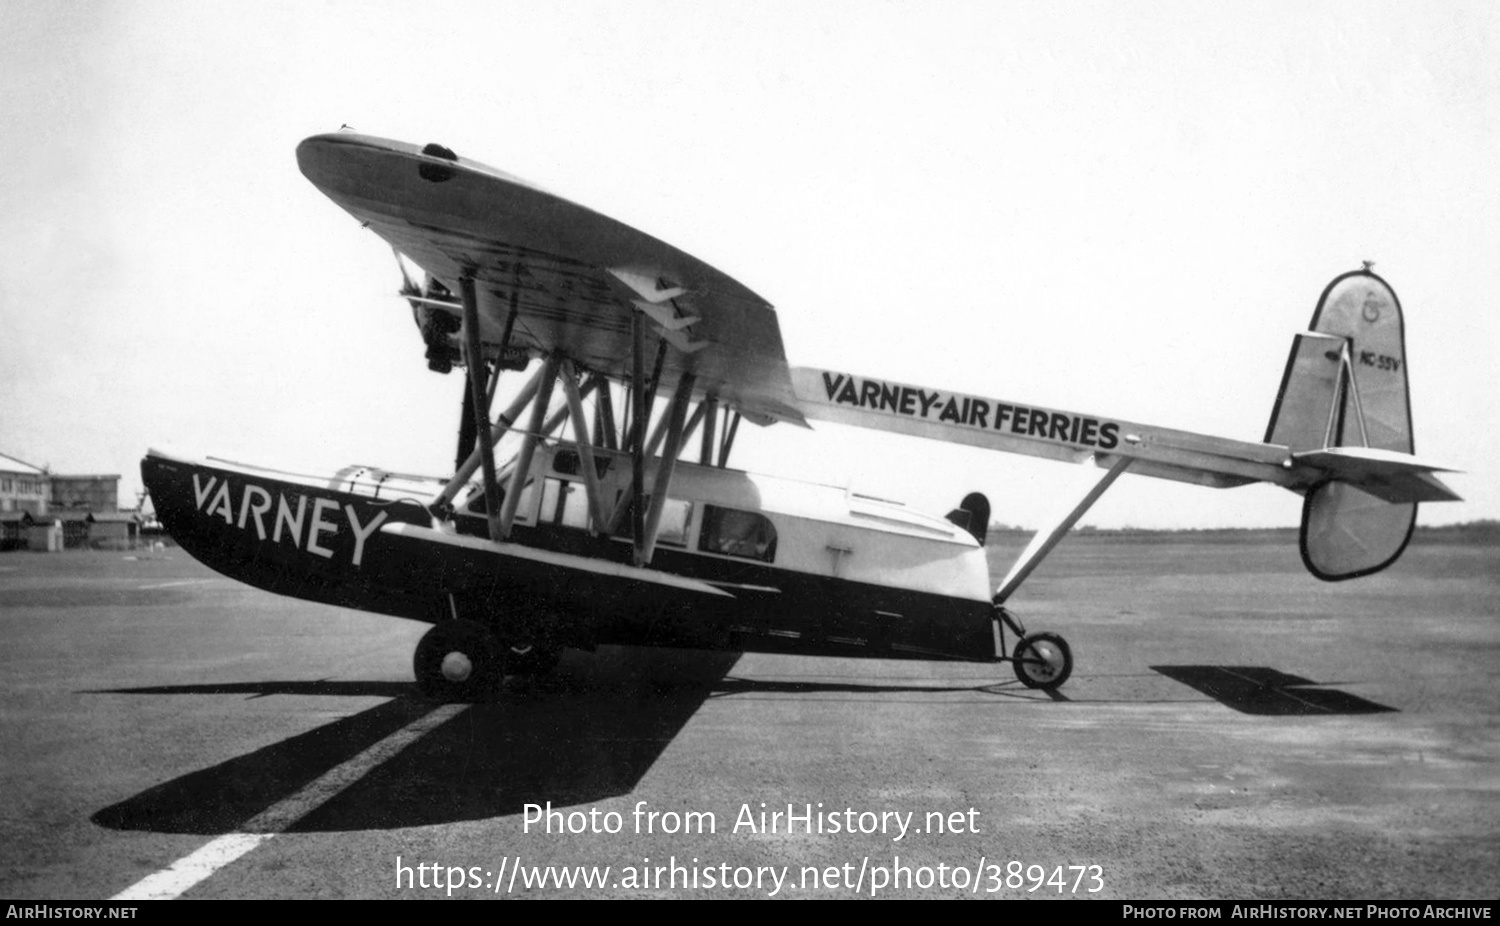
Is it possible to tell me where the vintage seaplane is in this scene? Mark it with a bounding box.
[140,132,1460,701]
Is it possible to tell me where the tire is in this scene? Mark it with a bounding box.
[413,620,500,702]
[1012,631,1073,690]
[500,642,561,677]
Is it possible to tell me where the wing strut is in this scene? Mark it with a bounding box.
[558,359,611,533]
[497,355,559,539]
[594,377,618,451]
[485,283,522,409]
[644,340,668,412]
[641,372,696,563]
[629,310,648,558]
[644,395,707,459]
[718,410,741,468]
[994,455,1134,604]
[458,274,503,540]
[454,374,480,473]
[699,396,718,465]
[432,364,545,515]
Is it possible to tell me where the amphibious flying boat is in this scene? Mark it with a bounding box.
[140,132,1460,701]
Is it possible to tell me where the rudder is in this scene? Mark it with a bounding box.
[1265,269,1417,580]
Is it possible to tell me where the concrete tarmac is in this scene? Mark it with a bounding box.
[0,534,1495,899]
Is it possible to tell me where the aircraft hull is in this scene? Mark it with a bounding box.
[141,452,1000,663]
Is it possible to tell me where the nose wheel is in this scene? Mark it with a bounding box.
[996,605,1074,690]
[1012,631,1073,690]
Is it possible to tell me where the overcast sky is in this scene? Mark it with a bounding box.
[1,1,1495,528]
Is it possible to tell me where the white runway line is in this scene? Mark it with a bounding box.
[111,701,469,900]
[136,579,217,590]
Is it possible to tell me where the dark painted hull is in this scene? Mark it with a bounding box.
[141,453,998,662]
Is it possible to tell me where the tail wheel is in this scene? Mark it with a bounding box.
[413,619,500,702]
[501,642,561,677]
[1013,632,1073,690]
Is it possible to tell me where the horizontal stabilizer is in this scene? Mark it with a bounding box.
[1292,447,1461,504]
[793,268,1455,590]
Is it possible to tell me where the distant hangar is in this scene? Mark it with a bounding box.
[0,452,137,551]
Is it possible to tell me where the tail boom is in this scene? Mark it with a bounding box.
[788,367,1450,501]
[789,268,1458,586]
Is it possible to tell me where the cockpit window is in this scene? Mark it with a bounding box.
[699,506,776,562]
[463,479,533,522]
[552,450,611,478]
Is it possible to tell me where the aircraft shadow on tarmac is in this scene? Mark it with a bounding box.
[88,651,1051,835]
[90,648,745,834]
[1150,665,1397,715]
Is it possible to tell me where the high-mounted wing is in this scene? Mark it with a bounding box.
[296,133,806,427]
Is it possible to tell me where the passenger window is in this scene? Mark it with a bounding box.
[656,499,694,547]
[463,485,506,515]
[699,506,776,561]
[516,480,536,522]
[540,478,590,528]
[462,480,534,523]
[609,495,693,547]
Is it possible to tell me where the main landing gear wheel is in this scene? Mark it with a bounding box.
[500,642,561,677]
[1013,631,1073,690]
[414,619,500,702]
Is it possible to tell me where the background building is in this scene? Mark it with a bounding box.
[49,474,120,512]
[0,453,50,515]
[0,452,133,550]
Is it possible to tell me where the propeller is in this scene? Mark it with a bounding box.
[393,247,423,298]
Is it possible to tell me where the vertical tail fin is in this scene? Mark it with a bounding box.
[1266,268,1418,580]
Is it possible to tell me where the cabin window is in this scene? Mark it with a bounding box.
[656,498,693,547]
[540,478,590,529]
[462,479,536,523]
[516,480,536,522]
[462,487,497,515]
[699,505,776,562]
[552,450,611,478]
[609,495,694,547]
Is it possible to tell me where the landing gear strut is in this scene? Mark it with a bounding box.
[413,619,501,702]
[995,605,1074,691]
[1012,631,1073,690]
[413,618,565,700]
[500,641,561,677]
